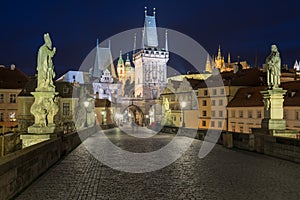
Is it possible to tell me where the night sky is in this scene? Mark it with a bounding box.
[1,0,300,77]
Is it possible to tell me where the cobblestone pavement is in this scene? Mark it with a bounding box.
[16,128,300,200]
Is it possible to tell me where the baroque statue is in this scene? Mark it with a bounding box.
[265,45,281,89]
[27,33,59,134]
[37,33,56,91]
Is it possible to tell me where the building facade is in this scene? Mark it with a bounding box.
[133,9,169,99]
[0,65,28,133]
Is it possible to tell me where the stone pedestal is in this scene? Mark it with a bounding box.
[261,88,286,130]
[23,91,59,147]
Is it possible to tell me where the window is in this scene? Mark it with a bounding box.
[202,100,207,106]
[204,90,208,96]
[202,110,207,117]
[202,120,206,127]
[240,126,244,133]
[257,111,262,118]
[220,88,225,95]
[239,110,243,118]
[219,99,223,106]
[212,89,217,95]
[173,116,176,121]
[211,121,215,127]
[219,111,223,117]
[218,121,223,128]
[0,94,4,103]
[9,94,16,103]
[0,111,4,121]
[231,110,235,118]
[63,103,70,116]
[232,125,235,132]
[211,100,216,106]
[211,111,216,117]
[296,111,300,120]
[63,88,70,94]
[248,110,253,118]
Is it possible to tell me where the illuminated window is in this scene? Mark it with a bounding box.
[9,94,16,103]
[9,112,16,122]
[0,94,4,103]
[63,103,70,116]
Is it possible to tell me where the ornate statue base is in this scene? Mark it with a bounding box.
[261,88,287,130]
[22,91,59,147]
[257,87,298,138]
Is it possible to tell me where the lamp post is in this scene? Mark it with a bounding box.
[181,101,186,128]
[101,111,105,125]
[84,100,89,127]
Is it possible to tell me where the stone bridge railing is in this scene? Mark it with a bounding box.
[0,126,99,200]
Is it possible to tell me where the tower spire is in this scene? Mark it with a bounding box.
[228,52,231,64]
[217,45,222,59]
[133,33,137,54]
[165,29,168,51]
[205,54,212,73]
[144,6,147,16]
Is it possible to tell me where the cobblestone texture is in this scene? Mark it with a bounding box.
[16,128,300,200]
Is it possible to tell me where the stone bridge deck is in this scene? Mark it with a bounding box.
[15,128,300,200]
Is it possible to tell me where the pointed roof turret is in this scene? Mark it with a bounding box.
[228,52,231,64]
[205,54,212,73]
[118,50,124,66]
[142,7,158,48]
[92,39,117,80]
[165,29,168,51]
[217,45,222,59]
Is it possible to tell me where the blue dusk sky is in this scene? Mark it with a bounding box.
[0,0,300,77]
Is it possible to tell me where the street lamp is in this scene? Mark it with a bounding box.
[84,101,89,127]
[181,101,186,127]
[101,111,105,125]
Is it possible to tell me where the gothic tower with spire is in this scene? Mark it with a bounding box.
[133,7,169,99]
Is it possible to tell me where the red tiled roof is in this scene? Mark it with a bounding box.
[227,80,300,107]
[0,66,29,89]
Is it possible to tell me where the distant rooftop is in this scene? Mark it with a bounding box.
[0,65,29,89]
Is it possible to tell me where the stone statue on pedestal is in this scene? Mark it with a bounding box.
[266,45,281,89]
[27,33,59,134]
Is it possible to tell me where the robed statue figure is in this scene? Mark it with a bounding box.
[36,33,56,91]
[265,45,281,89]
